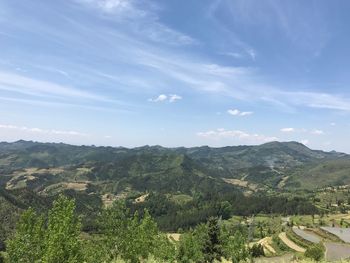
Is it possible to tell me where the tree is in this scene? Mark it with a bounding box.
[203,217,223,263]
[177,230,205,263]
[99,201,131,260]
[223,231,250,263]
[6,208,45,263]
[6,195,82,263]
[99,202,169,263]
[124,210,159,263]
[42,195,82,263]
[152,234,176,262]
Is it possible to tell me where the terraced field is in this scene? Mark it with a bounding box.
[321,227,350,243]
[278,232,306,252]
[292,227,321,243]
[325,242,350,261]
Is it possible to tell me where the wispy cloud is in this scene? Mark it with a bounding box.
[227,109,253,116]
[0,124,89,137]
[148,94,168,102]
[246,48,256,61]
[148,94,182,103]
[0,71,112,102]
[169,94,182,103]
[280,127,295,133]
[311,129,324,135]
[2,1,348,114]
[280,127,324,135]
[75,0,196,46]
[222,52,243,59]
[197,128,278,143]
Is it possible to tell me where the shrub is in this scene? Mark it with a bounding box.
[304,243,324,261]
[250,244,265,258]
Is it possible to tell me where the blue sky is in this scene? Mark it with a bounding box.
[1,0,350,152]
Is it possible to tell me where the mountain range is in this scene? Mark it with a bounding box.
[0,140,349,195]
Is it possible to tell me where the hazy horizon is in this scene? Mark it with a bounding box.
[1,1,350,152]
[1,139,347,155]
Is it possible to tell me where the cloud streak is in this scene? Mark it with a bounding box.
[227,109,253,116]
[0,124,89,137]
[197,128,278,143]
[148,94,182,103]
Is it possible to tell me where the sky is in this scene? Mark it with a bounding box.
[1,0,350,152]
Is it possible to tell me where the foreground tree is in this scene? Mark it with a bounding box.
[6,209,45,263]
[177,224,207,263]
[99,202,174,263]
[42,195,82,263]
[223,231,250,263]
[202,217,223,263]
[6,195,82,263]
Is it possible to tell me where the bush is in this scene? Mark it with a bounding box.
[304,243,324,261]
[250,244,265,258]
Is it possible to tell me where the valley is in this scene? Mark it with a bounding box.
[1,140,350,262]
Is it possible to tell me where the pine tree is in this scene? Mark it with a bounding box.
[203,217,222,263]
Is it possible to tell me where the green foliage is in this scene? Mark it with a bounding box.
[223,230,250,263]
[152,234,176,262]
[42,195,82,263]
[304,243,324,261]
[177,224,207,263]
[272,234,290,252]
[203,217,223,262]
[81,238,110,263]
[6,208,45,262]
[98,202,174,263]
[6,195,82,263]
[250,243,265,258]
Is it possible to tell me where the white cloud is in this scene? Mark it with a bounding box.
[311,129,324,135]
[227,109,240,116]
[149,94,182,103]
[197,128,278,143]
[330,122,336,126]
[96,0,130,12]
[280,127,295,132]
[0,124,88,137]
[148,94,167,102]
[227,109,253,116]
[280,127,324,135]
[169,94,182,103]
[77,0,136,14]
[240,111,253,116]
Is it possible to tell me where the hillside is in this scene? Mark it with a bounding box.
[0,140,347,194]
[1,140,345,250]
